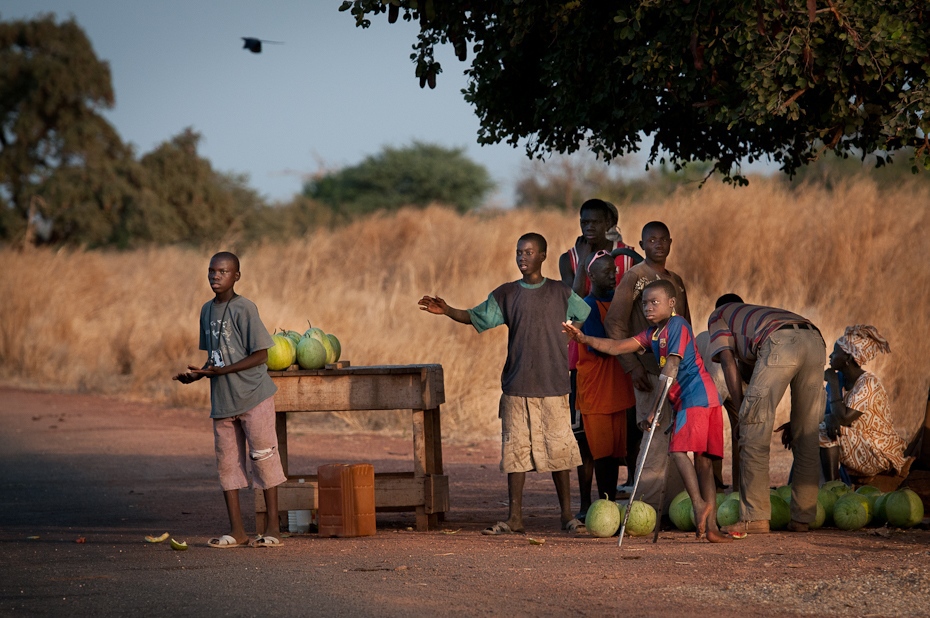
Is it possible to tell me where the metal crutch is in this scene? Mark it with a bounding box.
[618,374,674,548]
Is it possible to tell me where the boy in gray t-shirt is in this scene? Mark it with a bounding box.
[174,252,286,548]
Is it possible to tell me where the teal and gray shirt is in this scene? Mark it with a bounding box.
[198,295,277,419]
[468,278,590,398]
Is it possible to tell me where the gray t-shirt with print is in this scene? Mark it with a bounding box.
[198,295,277,419]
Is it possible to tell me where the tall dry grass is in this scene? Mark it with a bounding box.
[1,178,928,443]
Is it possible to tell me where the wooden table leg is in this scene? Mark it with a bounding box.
[424,406,445,522]
[412,409,430,530]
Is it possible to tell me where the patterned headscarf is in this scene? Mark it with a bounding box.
[837,325,890,366]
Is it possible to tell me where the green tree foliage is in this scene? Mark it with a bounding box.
[132,129,262,245]
[341,1,930,184]
[305,141,493,215]
[0,14,125,242]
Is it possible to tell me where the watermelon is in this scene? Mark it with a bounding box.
[326,334,342,362]
[872,493,890,525]
[281,329,302,346]
[818,488,839,526]
[855,485,881,497]
[769,494,791,530]
[775,485,792,505]
[810,500,827,530]
[717,498,740,527]
[823,480,852,500]
[724,491,740,503]
[296,336,327,370]
[670,495,696,531]
[833,493,871,530]
[586,499,621,537]
[670,490,690,510]
[885,489,924,528]
[715,493,726,507]
[821,480,848,492]
[266,334,296,370]
[618,500,656,537]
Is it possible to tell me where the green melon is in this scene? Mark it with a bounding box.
[885,488,924,528]
[618,500,656,537]
[810,500,827,530]
[818,488,839,526]
[717,498,740,527]
[872,493,890,525]
[715,493,726,507]
[769,494,791,530]
[833,492,871,530]
[266,334,296,370]
[296,336,327,370]
[586,499,621,537]
[281,330,302,346]
[670,495,696,531]
[326,334,342,362]
[724,491,740,503]
[775,485,792,505]
[855,485,882,497]
[670,490,690,510]
[304,327,335,364]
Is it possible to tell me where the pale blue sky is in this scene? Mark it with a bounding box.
[3,1,534,204]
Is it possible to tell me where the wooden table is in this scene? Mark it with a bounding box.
[255,364,449,532]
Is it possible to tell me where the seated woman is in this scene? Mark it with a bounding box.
[820,325,909,480]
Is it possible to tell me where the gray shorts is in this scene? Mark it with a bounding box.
[213,396,287,491]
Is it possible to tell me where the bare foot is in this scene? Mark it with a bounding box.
[706,528,735,543]
[694,501,713,540]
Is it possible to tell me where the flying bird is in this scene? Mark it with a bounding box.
[241,37,283,54]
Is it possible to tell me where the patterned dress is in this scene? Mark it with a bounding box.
[819,372,907,476]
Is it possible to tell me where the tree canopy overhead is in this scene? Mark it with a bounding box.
[340,1,930,183]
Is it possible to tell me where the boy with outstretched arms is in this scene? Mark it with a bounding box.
[419,233,590,535]
[574,252,636,502]
[173,252,286,548]
[564,280,734,542]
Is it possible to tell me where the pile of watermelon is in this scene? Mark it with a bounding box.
[584,498,657,538]
[266,324,342,371]
[664,483,924,533]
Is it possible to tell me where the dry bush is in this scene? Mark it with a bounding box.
[1,178,927,445]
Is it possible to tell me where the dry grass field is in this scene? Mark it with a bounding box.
[1,177,928,444]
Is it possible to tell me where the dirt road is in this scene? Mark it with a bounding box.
[1,387,928,617]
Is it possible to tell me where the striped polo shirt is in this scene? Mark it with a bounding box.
[706,303,815,364]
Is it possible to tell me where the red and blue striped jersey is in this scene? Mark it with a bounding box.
[633,316,720,413]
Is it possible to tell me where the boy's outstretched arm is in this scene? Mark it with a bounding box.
[562,322,641,356]
[418,296,472,325]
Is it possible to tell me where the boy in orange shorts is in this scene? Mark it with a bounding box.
[575,252,636,502]
[564,280,733,542]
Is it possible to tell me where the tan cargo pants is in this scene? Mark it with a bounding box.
[738,327,826,524]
